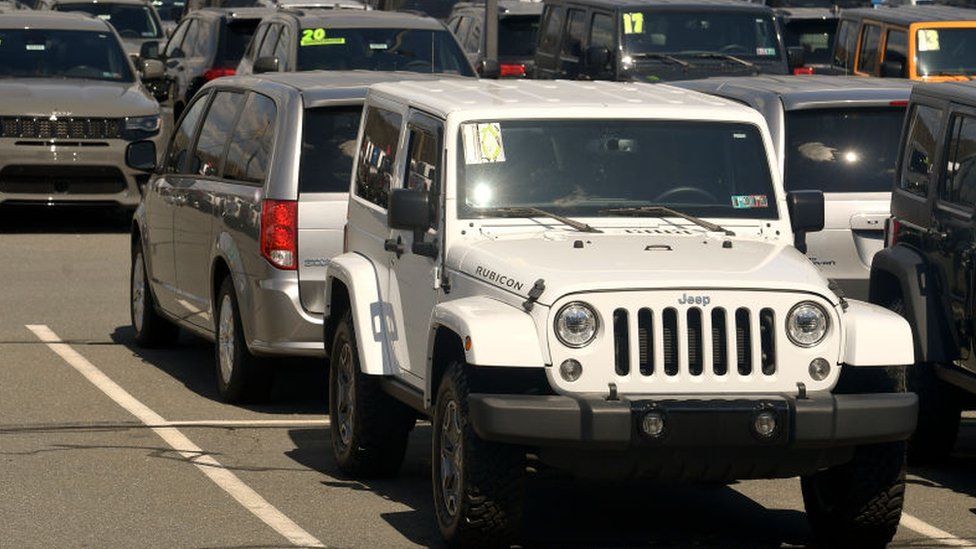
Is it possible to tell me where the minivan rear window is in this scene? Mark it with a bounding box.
[299,106,362,193]
[784,107,904,193]
[218,19,261,66]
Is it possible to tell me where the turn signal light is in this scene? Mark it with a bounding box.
[203,67,236,81]
[793,67,815,75]
[499,63,526,78]
[261,199,298,270]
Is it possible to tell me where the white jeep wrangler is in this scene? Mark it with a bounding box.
[323,79,918,549]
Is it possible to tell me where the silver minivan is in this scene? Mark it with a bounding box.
[129,70,449,402]
[677,75,913,299]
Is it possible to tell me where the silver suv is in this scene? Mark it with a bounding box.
[677,75,914,299]
[0,11,164,210]
[129,71,449,402]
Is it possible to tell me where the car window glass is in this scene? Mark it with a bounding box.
[405,125,440,228]
[295,28,475,76]
[224,92,276,185]
[273,24,291,65]
[245,23,268,60]
[298,106,360,193]
[189,91,244,177]
[900,104,943,197]
[942,114,976,209]
[833,19,856,69]
[219,19,261,66]
[784,107,904,193]
[561,9,585,58]
[464,18,481,53]
[355,107,402,209]
[55,2,161,39]
[164,95,208,173]
[258,24,280,58]
[453,16,472,46]
[499,14,540,57]
[0,28,134,81]
[184,18,213,57]
[783,18,835,67]
[621,11,781,58]
[589,12,613,51]
[857,24,880,74]
[916,28,976,78]
[539,6,564,53]
[165,19,190,57]
[884,29,907,75]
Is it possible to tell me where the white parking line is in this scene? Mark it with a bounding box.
[155,419,330,428]
[26,325,326,549]
[901,514,976,547]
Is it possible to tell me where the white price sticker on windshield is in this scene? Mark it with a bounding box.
[461,123,506,164]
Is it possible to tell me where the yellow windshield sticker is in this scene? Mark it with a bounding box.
[623,12,644,35]
[917,29,940,52]
[300,28,346,46]
[461,123,506,164]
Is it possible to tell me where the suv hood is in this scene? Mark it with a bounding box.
[0,79,157,117]
[451,231,833,305]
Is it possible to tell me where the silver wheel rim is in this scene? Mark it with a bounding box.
[131,252,146,333]
[218,294,235,385]
[335,339,354,450]
[439,399,462,518]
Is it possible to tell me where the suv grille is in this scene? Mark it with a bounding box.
[1,117,122,140]
[612,306,777,379]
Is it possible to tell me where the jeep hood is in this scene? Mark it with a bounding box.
[451,232,834,305]
[0,79,157,118]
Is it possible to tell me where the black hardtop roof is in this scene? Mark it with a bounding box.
[273,7,445,27]
[841,5,976,24]
[542,0,775,12]
[910,81,976,104]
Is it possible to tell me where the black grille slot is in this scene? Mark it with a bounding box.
[688,308,703,376]
[638,308,653,376]
[712,308,728,375]
[663,308,678,376]
[736,308,752,375]
[760,308,776,375]
[613,308,630,376]
[0,116,122,139]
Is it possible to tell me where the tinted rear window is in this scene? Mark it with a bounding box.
[218,19,260,65]
[299,106,362,193]
[784,107,904,193]
[499,15,540,57]
[56,3,162,38]
[783,18,836,66]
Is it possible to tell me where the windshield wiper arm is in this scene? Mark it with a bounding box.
[476,206,602,233]
[602,206,735,236]
[692,52,756,69]
[627,53,692,68]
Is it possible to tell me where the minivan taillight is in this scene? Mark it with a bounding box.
[499,63,526,77]
[261,199,298,270]
[203,67,236,81]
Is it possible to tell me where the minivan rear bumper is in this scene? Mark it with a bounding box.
[246,273,325,358]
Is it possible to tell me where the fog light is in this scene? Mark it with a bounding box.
[641,412,665,438]
[753,411,777,438]
[809,358,831,381]
[559,359,583,382]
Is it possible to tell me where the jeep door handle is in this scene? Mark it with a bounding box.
[384,236,404,258]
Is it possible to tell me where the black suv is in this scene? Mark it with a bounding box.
[532,0,801,82]
[870,82,976,463]
[446,0,542,77]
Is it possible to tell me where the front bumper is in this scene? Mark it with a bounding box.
[468,391,918,449]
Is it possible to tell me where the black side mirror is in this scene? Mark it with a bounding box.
[787,46,805,69]
[478,58,500,79]
[583,45,611,75]
[253,56,279,74]
[126,141,157,171]
[140,40,161,60]
[787,190,825,255]
[881,58,905,78]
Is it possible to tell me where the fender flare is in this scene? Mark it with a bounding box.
[869,244,956,363]
[840,300,914,366]
[324,253,394,376]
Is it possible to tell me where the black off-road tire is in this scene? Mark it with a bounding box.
[329,311,414,478]
[432,361,526,549]
[130,241,179,348]
[214,277,272,404]
[801,441,906,549]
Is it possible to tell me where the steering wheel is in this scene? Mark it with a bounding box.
[119,29,140,38]
[720,44,750,55]
[654,186,718,204]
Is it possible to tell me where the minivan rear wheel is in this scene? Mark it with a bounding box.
[214,277,272,403]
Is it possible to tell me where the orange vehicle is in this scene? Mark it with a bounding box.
[830,5,976,81]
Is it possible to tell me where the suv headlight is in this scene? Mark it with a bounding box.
[124,115,161,136]
[554,302,599,348]
[786,302,829,347]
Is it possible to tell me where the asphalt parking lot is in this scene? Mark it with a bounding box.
[1,206,974,549]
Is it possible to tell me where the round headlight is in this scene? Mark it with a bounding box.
[786,302,829,347]
[554,302,599,348]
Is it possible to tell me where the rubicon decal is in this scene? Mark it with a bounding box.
[474,266,525,291]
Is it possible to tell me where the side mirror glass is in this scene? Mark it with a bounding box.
[881,58,905,78]
[583,45,611,74]
[787,190,825,254]
[140,58,165,80]
[787,46,805,69]
[388,187,431,230]
[126,140,157,171]
[253,56,279,74]
[140,40,161,60]
[478,58,500,79]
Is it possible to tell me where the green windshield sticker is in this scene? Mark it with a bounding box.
[917,29,940,52]
[461,123,506,164]
[301,28,346,46]
[756,47,776,56]
[732,195,768,209]
[622,12,644,35]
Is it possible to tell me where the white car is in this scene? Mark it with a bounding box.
[323,79,917,549]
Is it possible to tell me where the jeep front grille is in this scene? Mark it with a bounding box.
[612,306,777,378]
[1,117,122,140]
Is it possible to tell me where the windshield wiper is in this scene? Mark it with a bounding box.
[476,206,602,233]
[691,52,756,69]
[601,206,735,236]
[627,53,692,68]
